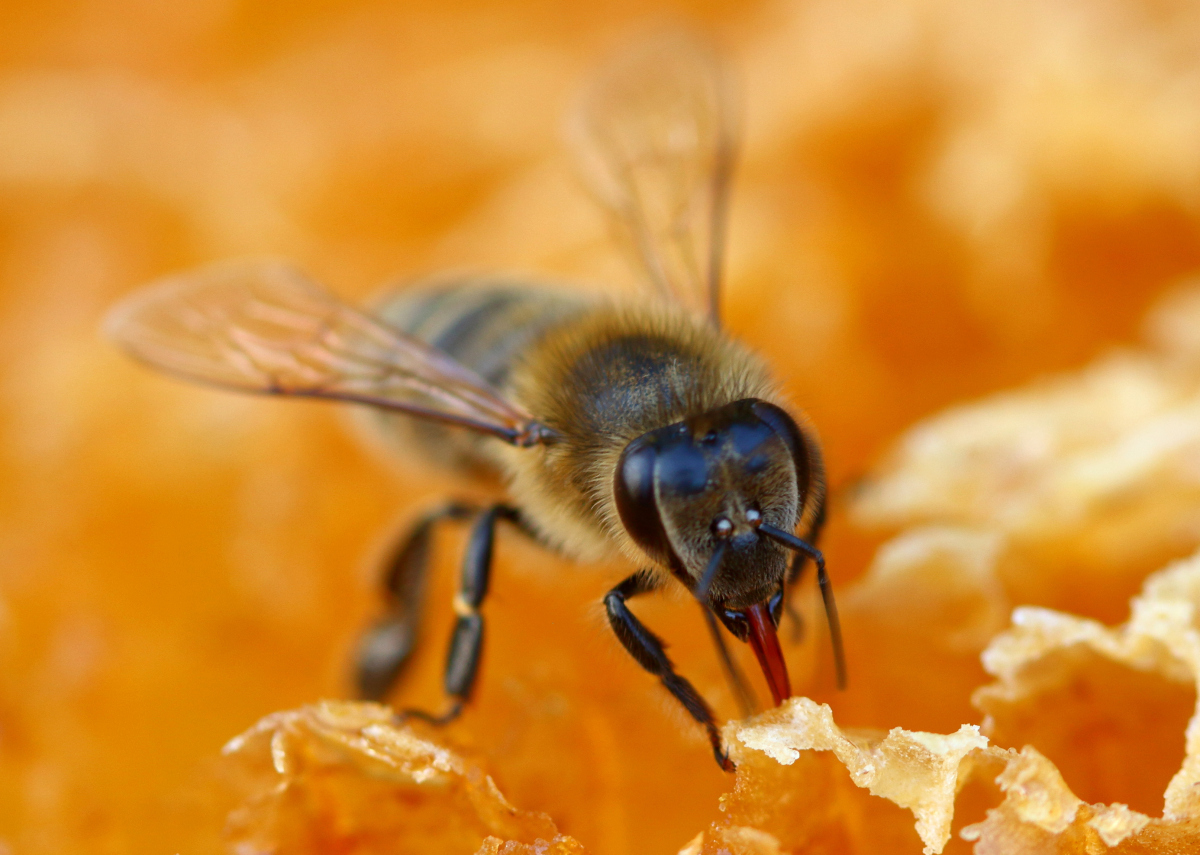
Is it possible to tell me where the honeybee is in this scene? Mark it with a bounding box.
[105,35,845,770]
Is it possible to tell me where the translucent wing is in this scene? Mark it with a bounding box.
[571,33,737,326]
[106,260,550,446]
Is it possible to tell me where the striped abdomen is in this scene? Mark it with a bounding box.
[364,278,588,475]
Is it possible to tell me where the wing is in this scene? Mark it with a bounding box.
[105,260,552,446]
[570,33,738,326]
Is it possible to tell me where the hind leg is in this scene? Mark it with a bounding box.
[355,501,476,701]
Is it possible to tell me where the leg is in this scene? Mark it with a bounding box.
[701,605,756,717]
[356,501,477,701]
[400,503,519,724]
[605,571,734,771]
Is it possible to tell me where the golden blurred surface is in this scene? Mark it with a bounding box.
[7,0,1200,853]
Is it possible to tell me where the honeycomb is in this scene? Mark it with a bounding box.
[7,0,1200,854]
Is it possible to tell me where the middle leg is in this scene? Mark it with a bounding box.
[356,500,477,702]
[401,503,520,725]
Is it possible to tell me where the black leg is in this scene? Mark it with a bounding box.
[605,571,734,771]
[701,605,756,717]
[356,501,476,701]
[399,503,519,724]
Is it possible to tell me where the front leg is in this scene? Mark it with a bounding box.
[604,571,734,771]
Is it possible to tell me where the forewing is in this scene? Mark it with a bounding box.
[571,33,737,326]
[105,260,541,444]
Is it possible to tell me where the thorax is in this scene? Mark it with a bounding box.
[499,300,780,564]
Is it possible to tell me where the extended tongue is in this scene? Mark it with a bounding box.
[744,602,791,706]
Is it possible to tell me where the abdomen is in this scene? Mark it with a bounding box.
[361,277,588,476]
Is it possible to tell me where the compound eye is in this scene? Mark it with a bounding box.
[712,516,733,539]
[658,443,708,495]
[614,437,672,565]
[746,507,762,527]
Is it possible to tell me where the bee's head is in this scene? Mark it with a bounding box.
[613,398,818,704]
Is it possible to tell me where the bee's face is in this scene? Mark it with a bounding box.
[613,399,804,609]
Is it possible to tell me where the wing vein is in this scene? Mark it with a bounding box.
[106,260,547,446]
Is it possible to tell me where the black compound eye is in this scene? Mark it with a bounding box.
[614,437,672,565]
[657,444,708,495]
[712,516,733,539]
[751,400,812,504]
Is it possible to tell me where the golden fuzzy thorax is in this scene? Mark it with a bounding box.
[492,298,785,572]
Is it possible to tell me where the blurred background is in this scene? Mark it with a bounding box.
[4,0,1200,852]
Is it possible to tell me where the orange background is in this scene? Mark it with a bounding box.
[3,0,1199,853]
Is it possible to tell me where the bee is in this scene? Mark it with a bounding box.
[105,34,845,770]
